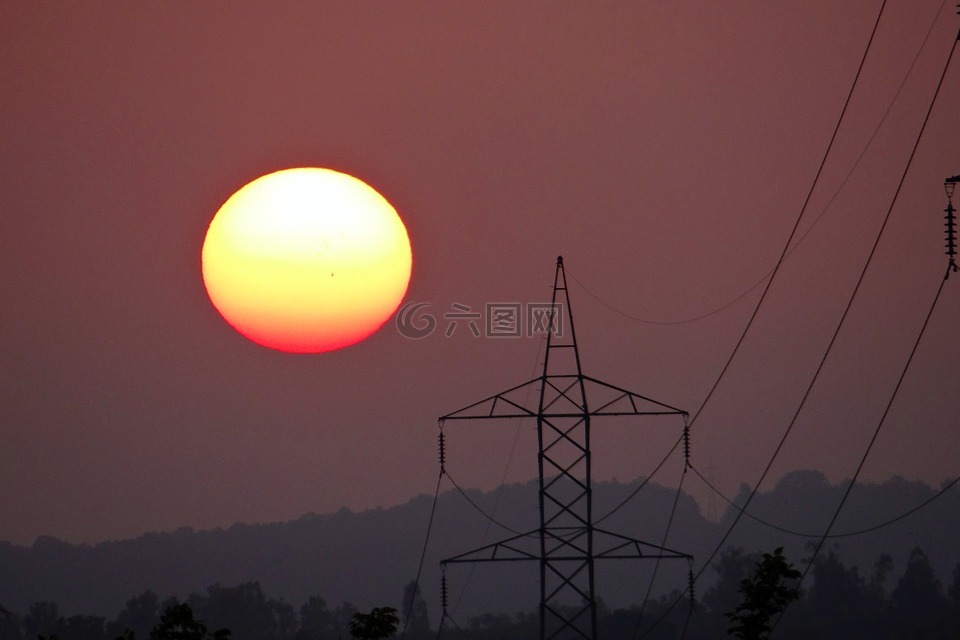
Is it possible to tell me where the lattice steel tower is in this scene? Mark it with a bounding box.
[440,256,691,640]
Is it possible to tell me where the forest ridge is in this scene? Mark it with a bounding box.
[0,471,957,631]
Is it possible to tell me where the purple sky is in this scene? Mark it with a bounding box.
[2,2,958,545]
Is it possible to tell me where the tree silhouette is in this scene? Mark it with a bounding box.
[726,547,801,640]
[150,603,230,640]
[349,607,398,640]
[889,547,947,638]
[296,597,337,640]
[107,591,159,640]
[332,603,358,636]
[868,553,893,597]
[703,547,760,616]
[0,607,21,640]
[792,547,896,640]
[24,601,60,639]
[13,545,960,640]
[949,562,960,637]
[188,582,290,640]
[57,615,108,640]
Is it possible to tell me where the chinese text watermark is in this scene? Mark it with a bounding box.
[395,302,563,339]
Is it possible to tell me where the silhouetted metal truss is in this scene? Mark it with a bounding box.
[439,256,691,640]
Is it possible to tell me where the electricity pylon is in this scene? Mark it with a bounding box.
[439,256,691,640]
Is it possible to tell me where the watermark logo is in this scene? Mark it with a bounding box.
[395,302,563,339]
[395,302,436,339]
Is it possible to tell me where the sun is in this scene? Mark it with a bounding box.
[201,168,412,353]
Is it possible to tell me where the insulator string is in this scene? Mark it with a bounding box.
[440,568,449,617]
[944,193,958,277]
[438,430,446,475]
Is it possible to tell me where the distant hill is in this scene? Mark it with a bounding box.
[1,472,957,622]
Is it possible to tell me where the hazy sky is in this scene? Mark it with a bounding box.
[2,2,958,546]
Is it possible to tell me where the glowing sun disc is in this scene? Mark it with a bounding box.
[202,168,412,353]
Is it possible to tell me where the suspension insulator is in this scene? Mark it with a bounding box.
[946,200,959,276]
[683,424,691,467]
[438,431,447,470]
[441,571,449,616]
[688,569,696,609]
[945,203,957,257]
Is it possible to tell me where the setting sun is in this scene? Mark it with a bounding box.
[202,168,412,353]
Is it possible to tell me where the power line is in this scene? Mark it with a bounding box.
[587,10,925,624]
[777,268,956,629]
[444,470,529,537]
[575,0,950,532]
[647,4,958,637]
[689,0,957,605]
[401,470,444,640]
[688,462,960,539]
[594,432,684,524]
[632,461,691,640]
[771,22,960,633]
[684,0,890,429]
[564,0,947,329]
[443,332,545,619]
[604,0,892,540]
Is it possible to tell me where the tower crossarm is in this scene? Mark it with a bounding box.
[592,527,693,561]
[440,377,542,420]
[440,374,688,421]
[441,529,541,564]
[580,375,687,416]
